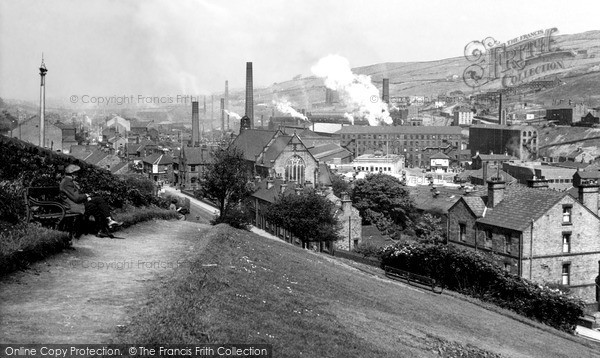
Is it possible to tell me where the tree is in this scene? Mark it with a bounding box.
[351,173,416,236]
[0,110,17,132]
[331,173,351,198]
[263,190,341,248]
[198,146,253,228]
[414,213,445,244]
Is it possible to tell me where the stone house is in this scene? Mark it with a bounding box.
[248,178,361,252]
[447,175,600,304]
[142,153,173,183]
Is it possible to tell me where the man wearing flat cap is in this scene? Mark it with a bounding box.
[60,164,122,238]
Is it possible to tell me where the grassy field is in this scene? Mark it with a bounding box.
[117,224,600,357]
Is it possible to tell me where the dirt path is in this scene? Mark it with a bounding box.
[0,220,211,343]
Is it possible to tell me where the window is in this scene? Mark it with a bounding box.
[285,155,306,184]
[459,223,466,241]
[562,233,571,253]
[190,165,196,172]
[562,263,570,285]
[504,235,512,254]
[562,205,572,224]
[485,230,493,247]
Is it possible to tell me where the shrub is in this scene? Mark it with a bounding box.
[352,242,384,259]
[211,205,249,230]
[380,242,585,332]
[0,179,26,224]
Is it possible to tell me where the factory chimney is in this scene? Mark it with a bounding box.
[203,96,207,115]
[192,101,199,146]
[225,80,230,130]
[39,55,48,148]
[245,62,254,128]
[382,78,389,104]
[498,92,505,125]
[220,98,225,133]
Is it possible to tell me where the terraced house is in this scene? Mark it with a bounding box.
[447,172,600,305]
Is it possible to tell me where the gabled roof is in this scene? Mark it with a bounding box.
[110,161,129,174]
[84,150,109,165]
[251,178,298,203]
[318,163,333,186]
[230,129,279,162]
[259,136,292,166]
[462,196,487,217]
[142,153,173,165]
[477,186,567,231]
[429,152,450,160]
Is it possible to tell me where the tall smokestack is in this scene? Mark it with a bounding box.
[382,78,389,104]
[225,80,230,130]
[498,92,504,125]
[39,55,47,148]
[220,98,225,132]
[192,101,199,146]
[203,96,207,115]
[245,62,254,129]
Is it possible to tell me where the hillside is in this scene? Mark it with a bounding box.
[238,30,600,114]
[118,224,600,357]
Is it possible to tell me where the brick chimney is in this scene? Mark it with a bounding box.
[266,177,274,190]
[574,172,599,214]
[527,176,549,189]
[191,101,199,146]
[245,62,254,129]
[341,191,352,213]
[486,178,506,208]
[382,78,389,104]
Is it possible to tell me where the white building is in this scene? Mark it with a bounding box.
[351,151,404,175]
[429,152,451,172]
[453,111,474,126]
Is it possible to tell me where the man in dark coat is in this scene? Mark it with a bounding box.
[60,164,122,238]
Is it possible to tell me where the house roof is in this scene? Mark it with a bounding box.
[455,169,516,183]
[548,161,592,169]
[110,161,129,174]
[142,153,173,165]
[409,186,464,214]
[84,150,109,165]
[477,186,567,231]
[309,143,352,162]
[318,163,333,186]
[181,146,212,165]
[230,129,279,162]
[462,196,487,217]
[251,178,299,203]
[429,152,450,160]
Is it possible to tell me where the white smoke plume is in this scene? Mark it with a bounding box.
[311,55,392,126]
[344,112,355,125]
[224,109,241,120]
[273,98,308,121]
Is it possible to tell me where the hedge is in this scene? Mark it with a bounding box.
[380,242,585,333]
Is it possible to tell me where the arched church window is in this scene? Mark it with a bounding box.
[285,155,305,184]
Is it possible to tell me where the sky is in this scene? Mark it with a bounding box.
[1,0,599,103]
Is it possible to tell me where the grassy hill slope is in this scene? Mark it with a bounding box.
[118,225,600,357]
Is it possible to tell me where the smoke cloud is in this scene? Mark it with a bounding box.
[311,55,392,126]
[224,109,241,120]
[273,98,308,121]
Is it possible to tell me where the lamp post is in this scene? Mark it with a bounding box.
[39,56,48,148]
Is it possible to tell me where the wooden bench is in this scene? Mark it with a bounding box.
[24,186,82,238]
[384,266,444,294]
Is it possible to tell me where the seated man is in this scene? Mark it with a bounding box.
[59,164,123,238]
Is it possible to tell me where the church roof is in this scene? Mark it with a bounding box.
[230,129,279,162]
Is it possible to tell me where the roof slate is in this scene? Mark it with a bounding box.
[230,129,279,162]
[337,125,462,135]
[477,186,566,231]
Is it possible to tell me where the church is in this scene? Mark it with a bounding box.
[229,123,331,187]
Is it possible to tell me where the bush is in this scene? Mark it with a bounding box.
[211,205,250,230]
[380,242,585,333]
[352,242,384,259]
[0,222,71,275]
[0,178,26,224]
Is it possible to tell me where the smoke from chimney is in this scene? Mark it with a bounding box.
[192,101,199,146]
[245,62,254,129]
[311,55,392,126]
[273,98,308,121]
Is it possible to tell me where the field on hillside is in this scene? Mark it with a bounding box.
[118,225,600,358]
[538,126,600,158]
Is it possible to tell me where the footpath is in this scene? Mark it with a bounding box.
[0,219,210,343]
